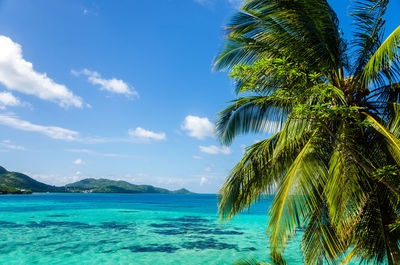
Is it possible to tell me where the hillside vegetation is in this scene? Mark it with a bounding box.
[65,178,193,194]
[0,166,64,192]
[0,166,193,194]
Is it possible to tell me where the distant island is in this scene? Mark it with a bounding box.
[0,166,193,194]
[65,178,193,194]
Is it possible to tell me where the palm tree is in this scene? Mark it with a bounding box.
[214,0,400,264]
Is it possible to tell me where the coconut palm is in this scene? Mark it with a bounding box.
[214,0,400,264]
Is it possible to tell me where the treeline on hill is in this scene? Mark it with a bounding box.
[0,166,193,194]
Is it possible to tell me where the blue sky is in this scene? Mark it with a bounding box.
[0,0,398,193]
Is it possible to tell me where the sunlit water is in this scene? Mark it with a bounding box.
[0,193,311,264]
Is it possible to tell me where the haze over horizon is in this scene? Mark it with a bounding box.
[0,0,399,193]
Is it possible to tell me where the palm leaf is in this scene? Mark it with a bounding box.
[267,130,326,253]
[218,134,281,220]
[216,96,292,145]
[363,25,400,86]
[351,189,400,264]
[233,257,271,265]
[326,146,368,241]
[363,112,400,164]
[351,0,388,79]
[219,118,314,220]
[214,0,346,77]
[302,200,345,265]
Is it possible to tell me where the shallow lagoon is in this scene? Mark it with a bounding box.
[0,193,305,264]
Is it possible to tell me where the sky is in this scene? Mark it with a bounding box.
[0,0,398,193]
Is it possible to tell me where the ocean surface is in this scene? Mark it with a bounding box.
[0,193,305,264]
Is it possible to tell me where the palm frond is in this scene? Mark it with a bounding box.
[362,25,400,86]
[351,0,388,79]
[219,117,314,221]
[351,189,400,264]
[326,146,368,240]
[268,130,327,253]
[302,201,345,265]
[339,249,357,265]
[233,257,271,265]
[214,0,346,78]
[364,112,400,164]
[388,102,400,136]
[218,133,281,221]
[216,96,292,145]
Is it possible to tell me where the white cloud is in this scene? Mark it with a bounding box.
[0,139,25,150]
[181,115,214,139]
[0,114,79,141]
[73,69,138,97]
[73,158,85,165]
[0,36,83,108]
[192,155,203,160]
[30,173,82,186]
[200,177,209,186]
[128,127,166,142]
[0,92,21,109]
[199,145,231,155]
[0,114,166,145]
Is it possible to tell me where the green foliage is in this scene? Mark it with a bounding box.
[233,257,271,265]
[0,184,31,194]
[0,166,193,194]
[214,0,400,264]
[372,165,399,181]
[0,166,64,192]
[65,178,193,194]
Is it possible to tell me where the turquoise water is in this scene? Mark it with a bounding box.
[0,193,305,264]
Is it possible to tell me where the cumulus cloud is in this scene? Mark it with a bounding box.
[128,127,166,142]
[0,36,83,108]
[30,172,82,186]
[0,91,21,109]
[0,114,79,141]
[181,115,214,139]
[199,145,231,155]
[73,158,85,165]
[73,69,138,97]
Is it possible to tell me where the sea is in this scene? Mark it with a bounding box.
[0,193,324,264]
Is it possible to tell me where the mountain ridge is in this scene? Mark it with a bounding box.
[65,178,193,194]
[0,166,194,194]
[0,167,64,192]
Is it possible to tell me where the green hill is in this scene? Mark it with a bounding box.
[0,166,194,194]
[0,166,65,192]
[65,178,194,194]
